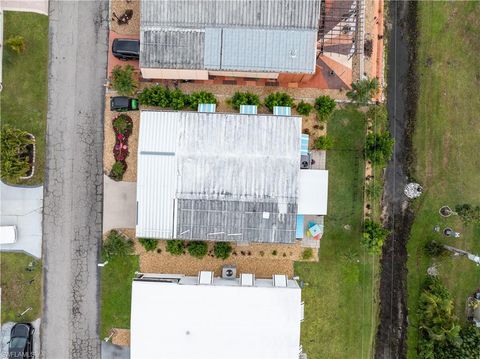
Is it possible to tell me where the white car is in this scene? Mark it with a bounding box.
[0,225,17,244]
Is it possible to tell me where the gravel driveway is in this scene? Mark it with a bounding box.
[41,1,108,358]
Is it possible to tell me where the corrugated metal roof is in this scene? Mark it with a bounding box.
[141,0,321,29]
[136,111,302,243]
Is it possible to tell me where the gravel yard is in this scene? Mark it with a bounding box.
[110,0,140,35]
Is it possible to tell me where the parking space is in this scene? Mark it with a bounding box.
[0,318,41,359]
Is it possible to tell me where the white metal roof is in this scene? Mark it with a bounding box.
[297,170,329,215]
[131,277,302,359]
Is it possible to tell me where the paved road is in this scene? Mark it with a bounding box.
[41,1,108,358]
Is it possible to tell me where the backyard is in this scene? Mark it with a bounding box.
[295,107,379,359]
[0,253,42,323]
[406,1,480,357]
[1,11,48,185]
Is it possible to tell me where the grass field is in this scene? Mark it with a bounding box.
[295,107,379,359]
[1,11,48,185]
[100,254,139,338]
[406,2,480,357]
[0,253,42,323]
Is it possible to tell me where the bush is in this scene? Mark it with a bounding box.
[423,240,447,257]
[188,91,217,110]
[213,242,233,260]
[366,181,383,200]
[264,92,294,112]
[111,65,137,96]
[296,101,313,116]
[313,136,333,150]
[365,131,394,164]
[166,240,185,256]
[138,85,171,107]
[112,115,133,135]
[347,78,379,104]
[0,125,34,181]
[5,35,25,53]
[138,238,158,252]
[229,92,260,110]
[314,95,336,121]
[301,248,313,260]
[102,230,134,260]
[109,161,126,181]
[272,250,278,256]
[187,241,208,259]
[361,219,389,254]
[170,89,189,110]
[454,204,480,225]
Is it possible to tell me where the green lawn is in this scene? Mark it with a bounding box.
[0,253,42,322]
[406,2,480,357]
[100,255,139,338]
[1,11,48,185]
[295,107,379,359]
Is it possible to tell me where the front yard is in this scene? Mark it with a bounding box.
[295,107,379,359]
[1,11,48,185]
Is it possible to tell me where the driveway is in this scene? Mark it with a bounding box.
[41,1,108,358]
[0,182,43,258]
[0,319,41,358]
[103,175,136,233]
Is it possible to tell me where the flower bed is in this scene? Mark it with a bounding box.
[19,133,36,180]
[109,114,133,181]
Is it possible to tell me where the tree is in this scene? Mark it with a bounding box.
[213,242,233,260]
[138,238,158,252]
[188,91,217,110]
[423,240,447,257]
[0,125,34,182]
[296,101,313,116]
[361,219,389,254]
[166,240,185,256]
[101,230,134,260]
[365,131,394,164]
[5,35,26,53]
[454,204,480,225]
[313,136,333,150]
[314,95,336,121]
[264,92,294,112]
[229,92,260,110]
[111,65,137,95]
[187,241,208,259]
[347,78,379,104]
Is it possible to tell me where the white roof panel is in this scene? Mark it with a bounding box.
[297,170,329,215]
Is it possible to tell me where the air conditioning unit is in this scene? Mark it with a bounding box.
[222,265,237,279]
[300,154,311,169]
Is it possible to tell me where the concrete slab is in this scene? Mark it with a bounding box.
[0,182,43,258]
[1,1,49,15]
[1,318,41,358]
[103,175,137,233]
[101,342,130,359]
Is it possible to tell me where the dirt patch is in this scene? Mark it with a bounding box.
[112,328,130,346]
[110,0,140,36]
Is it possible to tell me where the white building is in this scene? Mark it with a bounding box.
[131,272,305,359]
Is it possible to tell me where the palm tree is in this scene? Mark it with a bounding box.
[347,78,379,105]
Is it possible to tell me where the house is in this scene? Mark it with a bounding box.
[139,0,321,80]
[135,110,328,243]
[130,271,305,359]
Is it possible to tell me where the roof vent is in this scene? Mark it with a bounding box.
[240,273,255,286]
[273,274,288,287]
[198,271,213,285]
[289,49,297,58]
[222,265,237,279]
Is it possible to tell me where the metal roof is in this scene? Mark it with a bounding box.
[136,111,302,243]
[141,0,321,29]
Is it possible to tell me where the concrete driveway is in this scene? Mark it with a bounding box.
[103,175,136,233]
[0,182,43,258]
[0,319,41,359]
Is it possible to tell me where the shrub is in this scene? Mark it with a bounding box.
[0,125,34,181]
[347,78,379,104]
[109,161,126,181]
[313,136,333,150]
[366,181,383,200]
[188,91,217,110]
[365,131,394,164]
[187,241,208,259]
[111,65,137,96]
[272,250,278,256]
[170,89,189,110]
[314,95,336,121]
[296,101,313,116]
[424,240,447,257]
[138,85,171,107]
[102,230,133,260]
[264,92,294,112]
[213,242,233,260]
[229,92,260,110]
[454,204,480,225]
[138,238,158,252]
[112,114,133,135]
[302,248,313,260]
[5,35,25,53]
[361,219,389,254]
[166,240,185,256]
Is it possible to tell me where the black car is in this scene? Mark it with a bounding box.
[110,96,139,112]
[8,323,35,358]
[112,38,140,60]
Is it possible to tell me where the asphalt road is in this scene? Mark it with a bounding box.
[41,1,108,358]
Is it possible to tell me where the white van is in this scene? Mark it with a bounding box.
[0,225,17,244]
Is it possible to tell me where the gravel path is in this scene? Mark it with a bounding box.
[41,1,108,358]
